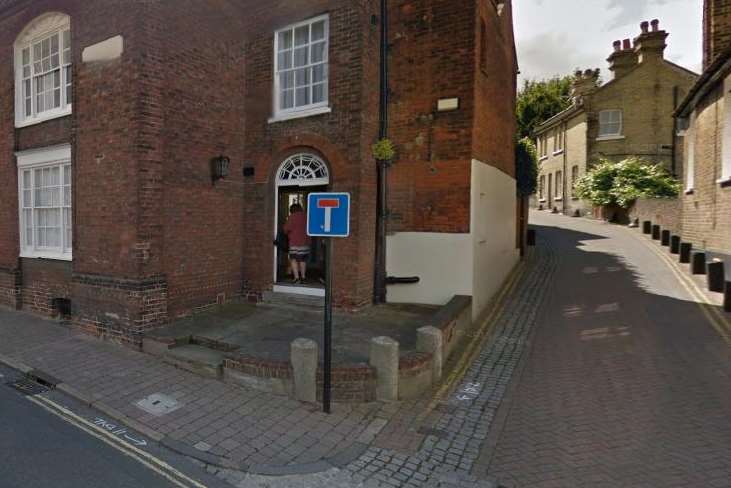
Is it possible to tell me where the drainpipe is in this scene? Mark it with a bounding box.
[671,85,679,177]
[562,122,568,214]
[374,0,389,304]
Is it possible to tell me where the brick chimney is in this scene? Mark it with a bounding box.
[571,68,601,102]
[607,38,638,80]
[634,19,669,63]
[704,0,731,69]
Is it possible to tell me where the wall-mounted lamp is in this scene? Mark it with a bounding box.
[211,155,230,183]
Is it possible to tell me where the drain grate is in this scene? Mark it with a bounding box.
[7,378,49,396]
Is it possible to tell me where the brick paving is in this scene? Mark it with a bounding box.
[477,212,731,488]
[3,212,728,487]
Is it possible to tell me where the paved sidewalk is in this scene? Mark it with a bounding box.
[0,237,557,487]
[477,212,731,488]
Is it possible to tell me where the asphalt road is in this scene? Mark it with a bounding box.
[0,371,177,488]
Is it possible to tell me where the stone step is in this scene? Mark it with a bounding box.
[261,290,325,310]
[163,344,225,379]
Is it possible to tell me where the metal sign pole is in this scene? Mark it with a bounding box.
[323,238,333,414]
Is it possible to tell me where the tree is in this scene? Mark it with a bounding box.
[516,76,574,139]
[574,158,682,208]
[516,137,538,196]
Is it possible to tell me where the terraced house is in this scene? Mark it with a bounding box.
[675,0,731,265]
[535,20,698,217]
[0,0,519,346]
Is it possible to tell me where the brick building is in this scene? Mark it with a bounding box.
[0,0,519,346]
[675,0,731,263]
[534,20,697,217]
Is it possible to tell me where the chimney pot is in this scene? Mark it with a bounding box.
[641,21,649,34]
[613,40,622,52]
[623,38,631,50]
[651,19,659,32]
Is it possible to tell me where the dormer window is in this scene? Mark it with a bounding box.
[598,109,623,139]
[14,13,72,128]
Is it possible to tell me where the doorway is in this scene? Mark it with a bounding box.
[273,153,331,297]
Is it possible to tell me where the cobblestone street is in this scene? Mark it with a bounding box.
[2,212,730,487]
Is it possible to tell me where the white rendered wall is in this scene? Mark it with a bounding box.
[386,160,519,320]
[470,159,520,319]
[386,232,473,306]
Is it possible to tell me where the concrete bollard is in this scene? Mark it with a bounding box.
[661,230,671,247]
[369,336,399,401]
[679,243,693,264]
[691,252,707,275]
[651,225,661,240]
[725,282,731,313]
[291,338,318,403]
[642,221,652,234]
[707,260,725,293]
[416,326,443,383]
[670,235,681,254]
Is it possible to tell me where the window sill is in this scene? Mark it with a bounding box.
[20,252,72,261]
[539,156,549,162]
[15,107,72,128]
[684,188,695,195]
[571,197,580,201]
[552,150,564,156]
[554,197,563,202]
[596,135,625,141]
[717,177,731,188]
[538,199,546,203]
[268,106,331,124]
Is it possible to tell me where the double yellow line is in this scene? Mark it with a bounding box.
[28,395,209,488]
[627,229,731,346]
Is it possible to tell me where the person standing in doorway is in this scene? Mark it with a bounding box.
[283,203,310,284]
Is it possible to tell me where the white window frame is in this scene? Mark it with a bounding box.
[16,144,72,261]
[270,14,330,123]
[720,74,731,184]
[553,127,564,155]
[597,109,623,140]
[686,112,696,193]
[14,13,72,128]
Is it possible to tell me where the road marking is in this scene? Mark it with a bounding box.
[27,395,208,488]
[625,228,731,346]
[93,417,148,447]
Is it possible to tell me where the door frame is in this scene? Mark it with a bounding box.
[272,154,330,296]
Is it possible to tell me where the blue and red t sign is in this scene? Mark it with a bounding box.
[307,193,351,238]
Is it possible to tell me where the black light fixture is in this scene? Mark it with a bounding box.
[211,155,230,183]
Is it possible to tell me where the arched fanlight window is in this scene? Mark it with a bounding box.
[276,153,330,187]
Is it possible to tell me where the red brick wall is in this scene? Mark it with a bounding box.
[241,1,380,309]
[19,259,72,316]
[683,83,731,253]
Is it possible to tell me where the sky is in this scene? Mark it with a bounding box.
[514,0,704,85]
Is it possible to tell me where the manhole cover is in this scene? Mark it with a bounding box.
[7,378,48,396]
[135,393,182,417]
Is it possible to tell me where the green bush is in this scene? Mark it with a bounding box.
[516,137,538,197]
[574,158,681,208]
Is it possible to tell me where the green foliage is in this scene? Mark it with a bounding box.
[516,76,574,139]
[516,137,538,196]
[574,158,682,208]
[372,138,396,161]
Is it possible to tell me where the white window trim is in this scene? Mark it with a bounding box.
[14,13,72,128]
[598,110,623,139]
[686,112,696,193]
[16,144,72,261]
[272,14,330,121]
[720,74,731,183]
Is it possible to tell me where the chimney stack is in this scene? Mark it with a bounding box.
[634,19,668,63]
[571,68,601,102]
[607,38,638,80]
